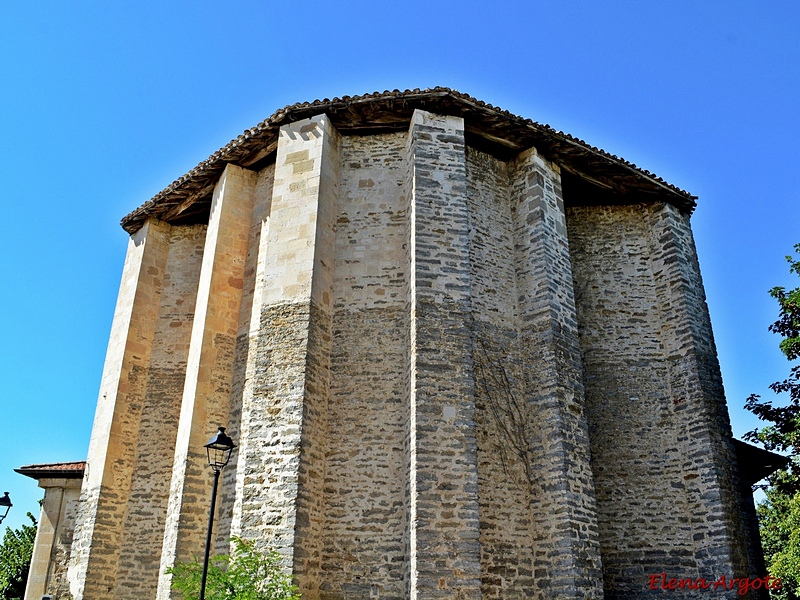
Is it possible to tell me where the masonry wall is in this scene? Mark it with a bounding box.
[567,202,751,599]
[157,165,256,597]
[568,204,694,595]
[467,148,535,598]
[222,162,275,550]
[226,115,341,600]
[321,132,408,599]
[69,220,206,599]
[115,224,206,598]
[70,108,752,600]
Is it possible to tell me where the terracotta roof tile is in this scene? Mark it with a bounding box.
[16,461,86,479]
[121,87,697,234]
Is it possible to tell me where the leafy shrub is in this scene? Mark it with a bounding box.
[167,537,300,600]
[0,512,37,600]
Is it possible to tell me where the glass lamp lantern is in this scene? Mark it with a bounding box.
[204,427,236,472]
[0,492,11,524]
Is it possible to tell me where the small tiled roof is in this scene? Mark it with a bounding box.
[120,87,697,234]
[15,461,86,480]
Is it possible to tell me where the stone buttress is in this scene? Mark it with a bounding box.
[567,202,754,598]
[68,99,754,600]
[69,219,206,599]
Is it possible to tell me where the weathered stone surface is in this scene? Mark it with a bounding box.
[467,146,603,599]
[230,114,340,600]
[69,218,204,600]
[157,164,256,598]
[510,148,602,599]
[320,132,408,600]
[226,162,275,549]
[64,101,756,600]
[111,226,205,598]
[406,110,482,600]
[24,476,83,600]
[467,148,535,599]
[568,202,754,599]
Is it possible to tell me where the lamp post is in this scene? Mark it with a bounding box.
[0,492,11,525]
[200,427,236,600]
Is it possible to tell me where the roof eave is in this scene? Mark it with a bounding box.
[15,462,87,480]
[120,87,697,234]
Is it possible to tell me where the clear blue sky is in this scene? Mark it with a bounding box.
[1,2,798,533]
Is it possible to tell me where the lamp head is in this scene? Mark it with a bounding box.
[204,427,236,472]
[0,492,11,524]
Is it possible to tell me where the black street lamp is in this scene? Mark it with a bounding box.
[200,427,236,600]
[0,492,11,525]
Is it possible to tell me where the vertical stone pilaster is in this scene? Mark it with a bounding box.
[231,114,339,600]
[157,164,256,599]
[69,219,171,600]
[511,148,603,598]
[111,223,206,598]
[647,203,751,588]
[25,478,82,600]
[220,164,276,551]
[26,486,65,600]
[406,110,482,599]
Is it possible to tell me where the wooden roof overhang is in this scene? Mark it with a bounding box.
[120,87,697,234]
[732,439,791,488]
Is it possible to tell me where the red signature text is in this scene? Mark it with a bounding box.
[648,572,782,595]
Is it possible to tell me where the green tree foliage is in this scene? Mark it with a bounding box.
[0,512,37,600]
[167,537,300,600]
[744,244,800,599]
[758,491,800,600]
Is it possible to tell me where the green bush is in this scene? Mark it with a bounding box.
[759,491,800,600]
[167,537,300,600]
[0,512,37,600]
